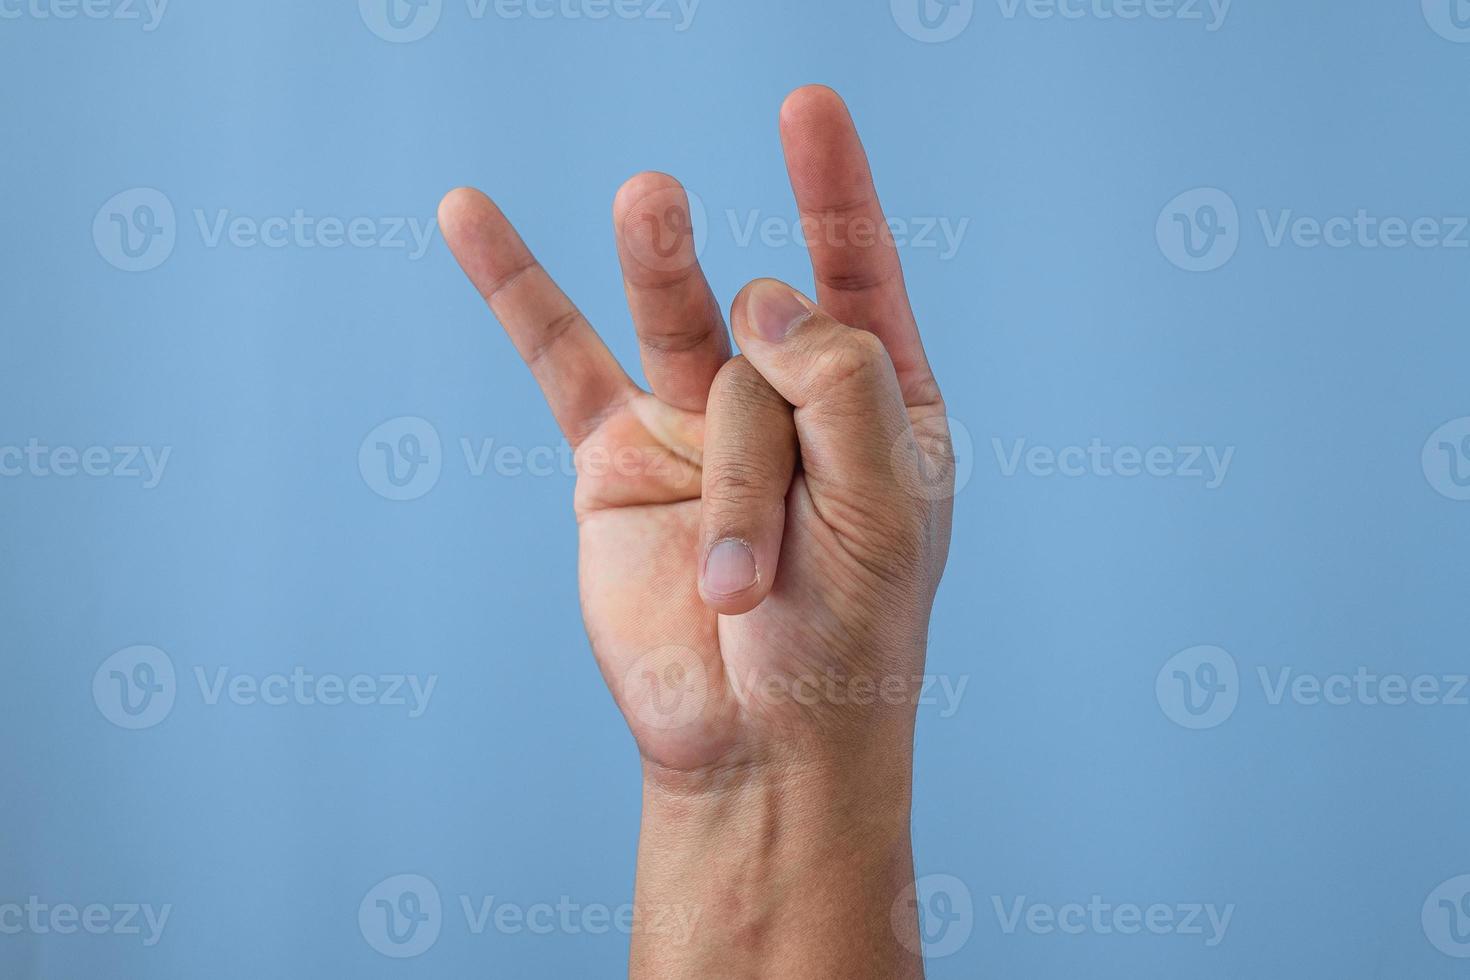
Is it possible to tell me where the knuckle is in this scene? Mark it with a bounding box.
[712,356,776,405]
[704,462,775,508]
[806,329,891,397]
[639,314,716,356]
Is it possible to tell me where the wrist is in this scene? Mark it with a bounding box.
[630,756,922,979]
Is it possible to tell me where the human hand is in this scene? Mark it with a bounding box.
[439,84,953,978]
[439,85,952,784]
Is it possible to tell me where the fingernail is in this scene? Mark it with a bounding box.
[748,282,810,343]
[703,539,758,596]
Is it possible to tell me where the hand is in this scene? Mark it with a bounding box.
[440,85,953,978]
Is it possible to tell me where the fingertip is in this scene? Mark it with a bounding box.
[701,592,768,616]
[732,278,814,345]
[731,277,794,315]
[700,537,774,615]
[613,170,684,223]
[438,186,486,226]
[780,84,849,131]
[437,186,500,253]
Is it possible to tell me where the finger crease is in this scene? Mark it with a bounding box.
[524,308,584,369]
[815,265,901,294]
[482,258,540,304]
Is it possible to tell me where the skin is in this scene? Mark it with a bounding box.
[439,84,955,979]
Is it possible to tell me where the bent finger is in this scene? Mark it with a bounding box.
[729,278,914,500]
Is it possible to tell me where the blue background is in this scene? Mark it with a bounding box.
[3,0,1469,976]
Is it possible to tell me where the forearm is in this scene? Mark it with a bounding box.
[629,757,924,979]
